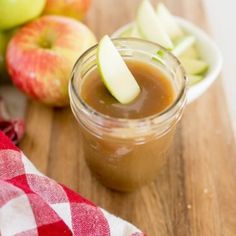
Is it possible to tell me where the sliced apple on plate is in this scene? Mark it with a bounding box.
[97,35,140,104]
[181,58,208,75]
[156,3,183,40]
[114,1,210,87]
[136,0,173,49]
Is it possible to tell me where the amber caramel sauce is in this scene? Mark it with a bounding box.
[81,60,175,119]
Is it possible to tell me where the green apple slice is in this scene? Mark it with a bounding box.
[156,3,183,40]
[181,58,208,75]
[97,35,140,104]
[180,46,199,59]
[188,75,204,86]
[136,0,173,49]
[172,36,196,57]
[130,25,142,38]
[120,27,133,37]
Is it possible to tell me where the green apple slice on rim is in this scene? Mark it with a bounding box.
[97,35,141,104]
[136,0,173,49]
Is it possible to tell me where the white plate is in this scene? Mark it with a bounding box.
[112,17,223,104]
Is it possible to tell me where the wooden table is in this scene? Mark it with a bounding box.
[5,0,236,235]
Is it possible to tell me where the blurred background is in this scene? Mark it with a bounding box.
[204,0,236,134]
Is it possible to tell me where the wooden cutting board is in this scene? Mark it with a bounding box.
[17,0,236,235]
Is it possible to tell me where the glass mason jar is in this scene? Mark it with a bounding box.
[69,38,187,192]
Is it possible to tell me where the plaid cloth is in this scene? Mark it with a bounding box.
[0,131,145,236]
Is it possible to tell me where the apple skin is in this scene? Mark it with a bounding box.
[6,16,96,106]
[43,0,91,20]
[0,0,46,30]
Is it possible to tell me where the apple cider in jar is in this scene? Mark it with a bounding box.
[69,38,187,192]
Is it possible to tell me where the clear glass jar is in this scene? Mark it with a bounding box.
[69,38,187,192]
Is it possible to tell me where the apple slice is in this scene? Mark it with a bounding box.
[156,3,183,40]
[130,25,142,38]
[180,46,199,59]
[136,0,173,49]
[188,75,203,86]
[97,35,140,104]
[120,27,133,37]
[181,58,208,75]
[172,36,196,57]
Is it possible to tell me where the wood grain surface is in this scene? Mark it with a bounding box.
[17,0,236,235]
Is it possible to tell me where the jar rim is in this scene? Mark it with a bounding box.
[69,38,187,127]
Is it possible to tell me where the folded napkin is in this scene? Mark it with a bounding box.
[0,131,145,236]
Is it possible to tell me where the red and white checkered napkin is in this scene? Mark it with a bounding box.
[0,131,145,236]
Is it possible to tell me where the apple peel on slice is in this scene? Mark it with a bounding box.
[136,0,173,49]
[97,35,141,104]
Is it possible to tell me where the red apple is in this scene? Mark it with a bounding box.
[6,16,96,106]
[43,0,91,20]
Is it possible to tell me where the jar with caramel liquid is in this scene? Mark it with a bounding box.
[69,38,187,192]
